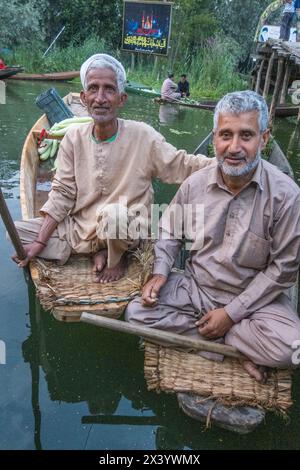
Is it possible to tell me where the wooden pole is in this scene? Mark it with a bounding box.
[255,58,266,94]
[296,9,300,42]
[0,187,26,260]
[131,53,135,71]
[80,313,246,360]
[297,102,300,124]
[279,61,291,105]
[263,51,275,99]
[269,56,285,129]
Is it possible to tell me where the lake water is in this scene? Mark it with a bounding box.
[0,80,300,450]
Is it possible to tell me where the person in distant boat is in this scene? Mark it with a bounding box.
[279,0,295,41]
[0,57,6,70]
[126,90,300,382]
[12,54,213,283]
[161,72,181,102]
[177,74,190,98]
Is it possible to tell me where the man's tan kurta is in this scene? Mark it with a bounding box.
[126,159,300,367]
[17,119,212,267]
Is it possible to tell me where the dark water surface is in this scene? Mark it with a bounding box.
[0,80,300,450]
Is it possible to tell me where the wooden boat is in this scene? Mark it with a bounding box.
[9,70,80,81]
[155,96,216,110]
[0,66,23,79]
[20,92,149,322]
[20,92,297,433]
[125,80,160,98]
[156,97,300,117]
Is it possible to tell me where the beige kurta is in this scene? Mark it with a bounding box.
[126,159,300,367]
[161,78,181,102]
[32,119,212,266]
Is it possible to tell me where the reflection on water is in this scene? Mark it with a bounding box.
[159,104,180,125]
[1,83,300,449]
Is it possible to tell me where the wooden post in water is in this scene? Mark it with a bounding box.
[263,51,276,99]
[269,55,285,129]
[255,58,266,94]
[131,53,135,71]
[279,60,291,105]
[0,187,26,260]
[297,101,300,125]
[296,8,300,42]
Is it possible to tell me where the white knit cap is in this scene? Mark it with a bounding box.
[80,53,127,92]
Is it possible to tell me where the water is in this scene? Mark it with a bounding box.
[0,81,300,450]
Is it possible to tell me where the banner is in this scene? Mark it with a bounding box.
[122,1,172,55]
[259,25,296,42]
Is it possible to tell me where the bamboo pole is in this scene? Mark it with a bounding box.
[255,58,266,94]
[279,61,291,105]
[0,187,26,260]
[296,8,300,42]
[131,53,135,71]
[269,56,285,129]
[263,51,275,99]
[80,313,246,360]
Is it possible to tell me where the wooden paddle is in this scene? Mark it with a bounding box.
[80,312,246,360]
[0,186,26,261]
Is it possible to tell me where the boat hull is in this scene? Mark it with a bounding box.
[9,71,80,81]
[0,66,23,79]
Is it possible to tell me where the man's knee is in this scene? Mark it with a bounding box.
[227,317,300,368]
[125,297,143,323]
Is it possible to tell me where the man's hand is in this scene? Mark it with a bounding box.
[141,274,167,307]
[196,307,234,339]
[11,242,45,267]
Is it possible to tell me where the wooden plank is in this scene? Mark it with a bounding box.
[80,313,247,360]
[280,62,291,105]
[263,52,276,99]
[255,58,266,94]
[269,57,285,128]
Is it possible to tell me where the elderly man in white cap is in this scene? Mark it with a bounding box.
[12,54,212,283]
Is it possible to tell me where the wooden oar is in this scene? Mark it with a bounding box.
[80,312,246,360]
[0,186,26,261]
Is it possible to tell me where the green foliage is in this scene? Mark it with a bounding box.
[127,35,247,100]
[0,0,47,48]
[10,36,109,73]
[3,0,267,98]
[43,0,123,49]
[169,0,219,66]
[214,0,272,61]
[43,37,109,73]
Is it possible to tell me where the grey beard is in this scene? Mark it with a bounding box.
[217,151,261,177]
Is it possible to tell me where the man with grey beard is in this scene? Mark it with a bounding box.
[126,90,300,382]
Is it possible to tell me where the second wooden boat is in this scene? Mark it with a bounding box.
[9,71,80,81]
[155,97,300,117]
[0,66,23,79]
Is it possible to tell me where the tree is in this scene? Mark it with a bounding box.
[214,0,271,65]
[43,0,123,49]
[0,0,46,48]
[169,0,219,67]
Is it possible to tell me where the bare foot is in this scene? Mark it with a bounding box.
[92,249,108,282]
[241,360,268,383]
[97,254,127,284]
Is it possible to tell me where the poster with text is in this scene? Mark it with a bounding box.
[122,1,172,55]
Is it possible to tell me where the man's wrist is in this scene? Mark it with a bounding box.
[34,239,47,247]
